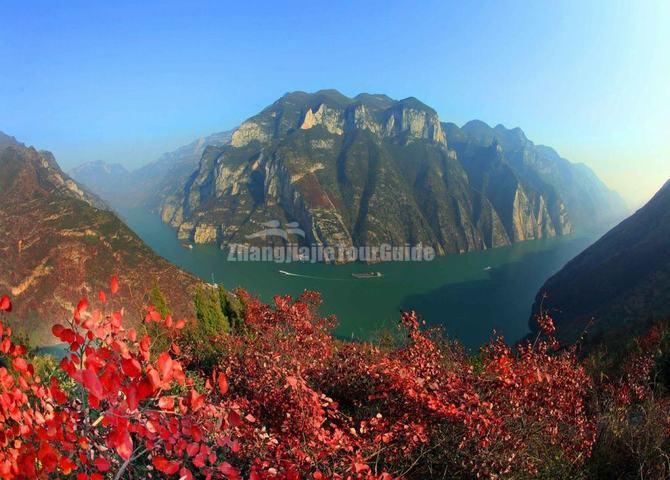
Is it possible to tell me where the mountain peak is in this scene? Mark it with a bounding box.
[493,124,529,148]
[0,131,23,149]
[71,160,129,176]
[396,96,437,115]
[231,90,447,148]
[461,120,495,144]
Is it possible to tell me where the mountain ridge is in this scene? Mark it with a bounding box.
[150,90,624,259]
[530,178,670,346]
[0,137,199,344]
[69,130,234,211]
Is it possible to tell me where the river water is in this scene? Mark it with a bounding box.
[118,207,598,350]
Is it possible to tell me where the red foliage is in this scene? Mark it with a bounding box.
[0,279,598,479]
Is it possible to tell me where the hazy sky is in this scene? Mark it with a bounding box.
[1,0,668,207]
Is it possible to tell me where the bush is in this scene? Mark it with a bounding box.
[0,283,667,478]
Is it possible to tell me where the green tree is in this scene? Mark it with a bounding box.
[150,282,172,317]
[218,285,245,333]
[194,285,230,336]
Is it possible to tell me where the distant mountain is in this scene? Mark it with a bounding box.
[444,121,626,229]
[69,130,234,210]
[530,179,670,345]
[0,137,198,344]
[157,90,625,256]
[69,160,131,206]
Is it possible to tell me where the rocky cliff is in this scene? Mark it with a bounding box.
[159,90,623,259]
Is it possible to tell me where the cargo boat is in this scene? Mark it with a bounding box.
[351,272,383,279]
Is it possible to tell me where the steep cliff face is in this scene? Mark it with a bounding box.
[0,139,199,344]
[159,90,616,259]
[444,121,625,230]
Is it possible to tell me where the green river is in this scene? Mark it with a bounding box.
[118,207,599,350]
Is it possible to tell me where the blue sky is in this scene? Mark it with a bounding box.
[1,0,668,206]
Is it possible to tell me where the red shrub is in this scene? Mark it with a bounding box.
[0,279,597,479]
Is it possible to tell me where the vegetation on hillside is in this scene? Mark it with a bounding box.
[0,278,668,479]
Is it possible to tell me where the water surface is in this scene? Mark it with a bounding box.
[119,207,596,350]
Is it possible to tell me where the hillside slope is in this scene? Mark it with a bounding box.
[0,140,199,344]
[530,179,670,345]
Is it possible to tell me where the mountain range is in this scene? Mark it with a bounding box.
[530,179,670,346]
[0,134,199,344]
[69,90,625,262]
[69,130,233,211]
[143,90,624,255]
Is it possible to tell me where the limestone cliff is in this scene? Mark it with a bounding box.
[158,90,618,261]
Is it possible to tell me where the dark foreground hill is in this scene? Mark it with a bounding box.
[530,179,670,345]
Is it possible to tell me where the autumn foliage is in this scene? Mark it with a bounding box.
[0,278,666,478]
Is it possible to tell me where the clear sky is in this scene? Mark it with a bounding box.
[1,0,668,207]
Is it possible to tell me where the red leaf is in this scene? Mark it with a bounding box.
[12,357,29,373]
[112,427,133,460]
[218,462,240,478]
[157,352,173,380]
[186,443,199,456]
[121,358,142,378]
[189,389,204,411]
[94,457,110,472]
[74,298,89,322]
[51,324,64,338]
[82,368,104,399]
[59,457,77,474]
[227,411,243,427]
[76,298,89,314]
[218,373,229,395]
[0,295,11,312]
[158,396,174,411]
[153,456,180,475]
[110,275,119,295]
[98,290,107,303]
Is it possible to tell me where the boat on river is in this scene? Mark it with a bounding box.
[351,272,383,279]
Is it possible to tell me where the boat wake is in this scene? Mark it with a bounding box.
[278,270,342,281]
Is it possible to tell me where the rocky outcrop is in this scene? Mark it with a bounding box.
[230,121,272,148]
[193,224,218,243]
[157,90,624,262]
